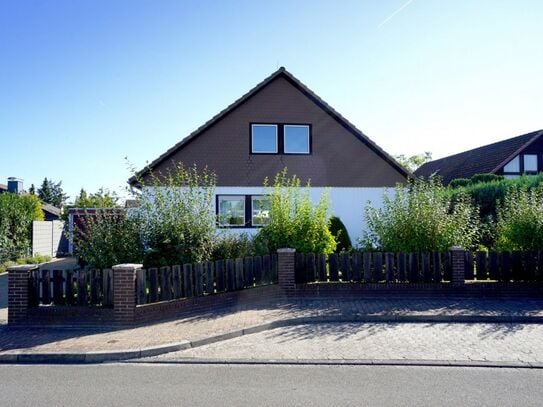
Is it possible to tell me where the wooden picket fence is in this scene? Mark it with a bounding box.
[136,254,278,305]
[29,268,113,307]
[296,250,543,284]
[464,250,543,282]
[295,252,452,284]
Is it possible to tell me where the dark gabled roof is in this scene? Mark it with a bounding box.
[414,129,543,184]
[128,67,410,186]
[41,203,62,217]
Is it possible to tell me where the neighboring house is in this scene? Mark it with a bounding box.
[129,67,409,240]
[2,176,62,219]
[41,203,62,221]
[415,129,543,185]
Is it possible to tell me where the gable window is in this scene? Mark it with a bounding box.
[251,196,270,226]
[251,124,278,153]
[284,125,310,154]
[524,154,538,173]
[503,155,520,173]
[218,196,245,226]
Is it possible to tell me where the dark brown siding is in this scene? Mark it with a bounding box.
[150,77,405,187]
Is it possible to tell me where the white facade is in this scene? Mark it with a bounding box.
[214,186,388,243]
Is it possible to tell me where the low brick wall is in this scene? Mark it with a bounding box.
[8,248,543,327]
[295,282,543,298]
[134,285,285,324]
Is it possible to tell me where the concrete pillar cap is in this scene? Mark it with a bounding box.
[277,248,296,253]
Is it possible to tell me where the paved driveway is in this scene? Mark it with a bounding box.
[147,322,543,364]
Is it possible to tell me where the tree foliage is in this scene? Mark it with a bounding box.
[329,216,352,252]
[0,193,44,262]
[394,152,432,172]
[494,186,543,251]
[362,178,479,252]
[136,163,217,267]
[38,177,68,208]
[254,168,336,255]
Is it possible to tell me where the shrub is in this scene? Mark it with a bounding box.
[0,193,43,262]
[363,178,480,252]
[449,178,471,188]
[73,209,143,269]
[494,186,543,251]
[329,216,352,252]
[470,173,504,184]
[211,233,254,260]
[135,163,216,267]
[254,168,336,255]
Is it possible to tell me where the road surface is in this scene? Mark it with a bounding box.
[1,364,542,406]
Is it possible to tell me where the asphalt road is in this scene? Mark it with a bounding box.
[1,364,542,406]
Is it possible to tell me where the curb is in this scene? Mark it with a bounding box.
[1,314,543,364]
[126,358,543,369]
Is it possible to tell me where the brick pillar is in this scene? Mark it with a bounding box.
[112,264,141,324]
[8,264,37,325]
[277,248,296,294]
[449,246,466,286]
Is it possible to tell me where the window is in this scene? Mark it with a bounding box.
[503,155,520,173]
[524,154,538,172]
[251,196,270,226]
[218,196,245,226]
[251,124,278,153]
[284,125,310,154]
[217,195,270,228]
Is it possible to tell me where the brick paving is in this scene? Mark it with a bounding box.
[0,297,543,356]
[151,323,543,363]
[156,322,543,363]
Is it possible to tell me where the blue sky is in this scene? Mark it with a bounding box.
[1,0,542,201]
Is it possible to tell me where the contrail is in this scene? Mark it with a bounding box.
[378,0,414,28]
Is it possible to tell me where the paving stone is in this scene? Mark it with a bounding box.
[0,297,542,356]
[154,322,543,363]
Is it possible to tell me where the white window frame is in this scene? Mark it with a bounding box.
[251,195,270,227]
[217,195,246,227]
[283,124,310,154]
[251,124,278,154]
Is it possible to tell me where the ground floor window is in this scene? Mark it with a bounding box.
[217,194,270,228]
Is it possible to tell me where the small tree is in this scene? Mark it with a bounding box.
[254,168,336,254]
[135,163,216,267]
[38,177,68,208]
[494,186,543,251]
[362,178,479,252]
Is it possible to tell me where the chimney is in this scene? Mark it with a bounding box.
[7,177,23,194]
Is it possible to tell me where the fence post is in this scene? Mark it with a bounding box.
[112,264,142,324]
[8,264,38,325]
[277,248,296,294]
[449,246,466,286]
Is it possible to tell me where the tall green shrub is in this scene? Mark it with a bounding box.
[363,178,479,252]
[494,186,543,251]
[136,163,216,267]
[329,216,352,252]
[73,210,143,269]
[0,193,44,262]
[254,168,336,254]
